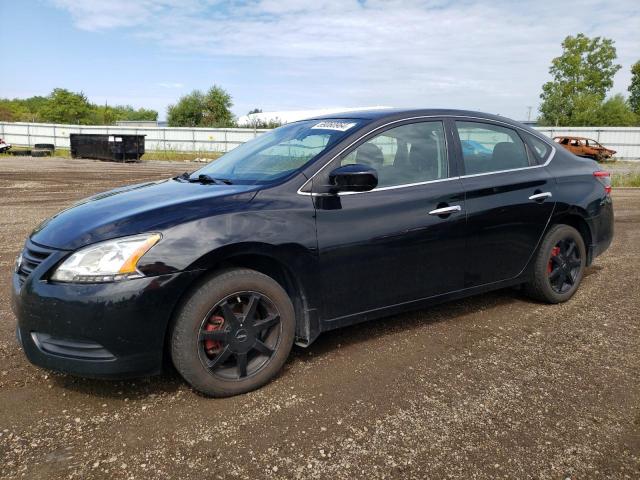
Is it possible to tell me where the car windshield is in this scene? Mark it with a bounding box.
[190,119,364,184]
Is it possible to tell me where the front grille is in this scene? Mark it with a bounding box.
[17,241,55,286]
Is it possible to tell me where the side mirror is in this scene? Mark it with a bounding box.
[327,164,378,193]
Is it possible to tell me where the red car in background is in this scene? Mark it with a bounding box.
[554,136,616,161]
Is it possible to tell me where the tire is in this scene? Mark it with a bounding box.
[10,149,31,156]
[524,224,586,304]
[170,268,295,397]
[31,149,52,157]
[34,143,55,152]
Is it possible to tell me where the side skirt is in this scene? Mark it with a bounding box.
[319,275,527,333]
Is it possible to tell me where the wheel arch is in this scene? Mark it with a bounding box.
[163,243,317,366]
[218,252,312,341]
[548,212,594,265]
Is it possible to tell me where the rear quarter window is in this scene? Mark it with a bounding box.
[524,133,552,164]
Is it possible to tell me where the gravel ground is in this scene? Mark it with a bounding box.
[0,157,639,480]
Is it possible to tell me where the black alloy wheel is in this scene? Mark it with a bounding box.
[547,238,582,294]
[198,292,282,380]
[524,224,586,304]
[171,268,295,397]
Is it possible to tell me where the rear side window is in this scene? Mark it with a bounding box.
[523,133,552,163]
[455,121,529,175]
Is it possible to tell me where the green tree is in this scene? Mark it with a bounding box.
[167,86,235,127]
[125,107,158,121]
[566,93,603,126]
[0,97,46,122]
[596,94,637,126]
[629,61,640,115]
[0,100,28,121]
[21,96,48,117]
[0,103,15,121]
[94,105,159,124]
[539,33,621,126]
[39,88,94,124]
[202,85,234,127]
[167,90,205,127]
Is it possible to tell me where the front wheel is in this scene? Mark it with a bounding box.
[170,268,295,397]
[524,224,586,303]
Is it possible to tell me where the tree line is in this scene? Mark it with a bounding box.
[0,88,158,124]
[0,84,271,128]
[1,33,639,128]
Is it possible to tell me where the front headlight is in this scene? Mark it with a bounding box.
[51,233,161,283]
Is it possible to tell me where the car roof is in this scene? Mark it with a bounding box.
[306,108,551,142]
[309,108,518,124]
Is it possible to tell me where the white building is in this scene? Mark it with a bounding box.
[236,106,392,127]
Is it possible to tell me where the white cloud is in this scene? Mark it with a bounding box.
[48,0,640,118]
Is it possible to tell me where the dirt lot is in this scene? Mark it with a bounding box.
[0,157,639,479]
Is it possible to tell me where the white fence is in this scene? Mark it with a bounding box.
[0,122,269,153]
[1,122,639,159]
[534,127,640,160]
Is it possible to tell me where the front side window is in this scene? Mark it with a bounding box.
[340,121,448,188]
[456,121,529,175]
[193,119,364,184]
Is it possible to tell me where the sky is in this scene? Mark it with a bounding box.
[0,0,638,121]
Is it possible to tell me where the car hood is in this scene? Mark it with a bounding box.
[30,178,260,250]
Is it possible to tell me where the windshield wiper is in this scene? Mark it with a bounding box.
[191,174,234,185]
[173,171,191,182]
[173,172,233,185]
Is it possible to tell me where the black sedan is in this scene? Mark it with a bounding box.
[11,109,614,397]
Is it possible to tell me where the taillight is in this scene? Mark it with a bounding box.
[593,170,611,194]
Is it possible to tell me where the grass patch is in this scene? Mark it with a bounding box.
[0,147,31,158]
[144,150,224,162]
[0,147,68,158]
[1,148,223,162]
[54,148,70,157]
[612,172,640,187]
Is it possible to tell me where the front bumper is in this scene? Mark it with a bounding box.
[12,259,202,378]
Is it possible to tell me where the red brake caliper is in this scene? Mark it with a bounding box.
[204,315,225,355]
[548,246,560,274]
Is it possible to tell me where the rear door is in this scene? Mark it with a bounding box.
[453,119,556,287]
[312,119,466,321]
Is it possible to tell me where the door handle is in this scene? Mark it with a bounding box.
[428,205,462,215]
[528,192,552,201]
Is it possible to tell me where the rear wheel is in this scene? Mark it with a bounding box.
[170,268,295,397]
[524,224,586,303]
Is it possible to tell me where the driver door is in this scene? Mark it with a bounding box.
[312,120,466,321]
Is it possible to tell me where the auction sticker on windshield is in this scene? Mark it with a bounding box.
[311,121,357,131]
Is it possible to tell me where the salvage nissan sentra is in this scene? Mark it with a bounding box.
[11,109,614,397]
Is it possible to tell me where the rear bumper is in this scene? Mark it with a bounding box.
[591,196,614,259]
[12,269,202,378]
